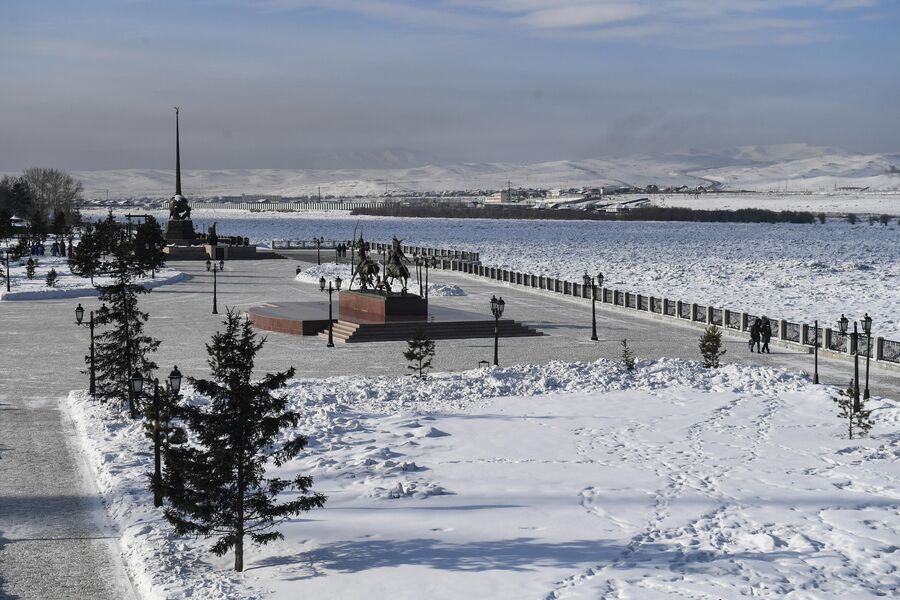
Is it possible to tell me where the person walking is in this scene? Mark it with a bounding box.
[749,317,762,353]
[760,317,772,354]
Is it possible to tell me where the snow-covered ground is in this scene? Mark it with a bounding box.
[649,192,900,214]
[68,359,900,599]
[64,144,900,199]
[83,208,900,339]
[295,263,465,297]
[0,253,188,301]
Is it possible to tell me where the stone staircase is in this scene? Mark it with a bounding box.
[317,318,542,343]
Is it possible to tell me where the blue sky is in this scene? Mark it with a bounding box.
[1,0,898,170]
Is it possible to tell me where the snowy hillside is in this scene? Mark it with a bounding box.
[62,144,900,199]
[68,359,900,599]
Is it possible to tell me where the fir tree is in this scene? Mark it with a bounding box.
[403,329,435,379]
[699,325,726,368]
[93,210,122,258]
[163,310,326,572]
[51,209,69,236]
[69,226,103,283]
[92,239,160,413]
[25,257,36,279]
[834,380,874,439]
[620,338,636,371]
[46,268,58,287]
[133,215,167,278]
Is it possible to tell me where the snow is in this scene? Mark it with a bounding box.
[67,359,900,599]
[0,253,188,301]
[84,208,900,339]
[65,144,900,199]
[294,263,465,297]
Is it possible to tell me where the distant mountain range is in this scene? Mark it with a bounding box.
[64,144,900,199]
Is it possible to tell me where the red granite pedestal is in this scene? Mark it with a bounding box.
[339,290,427,323]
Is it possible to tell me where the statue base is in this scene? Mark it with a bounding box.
[165,219,197,242]
[339,290,427,323]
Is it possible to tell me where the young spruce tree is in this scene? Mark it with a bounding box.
[92,238,160,412]
[69,226,103,284]
[620,339,636,371]
[163,309,326,572]
[133,215,167,278]
[404,329,435,379]
[699,325,726,368]
[834,380,874,440]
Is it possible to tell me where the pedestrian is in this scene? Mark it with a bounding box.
[51,241,58,256]
[749,317,762,352]
[761,317,772,354]
[68,239,75,256]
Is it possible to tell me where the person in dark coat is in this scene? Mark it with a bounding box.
[760,317,772,354]
[749,317,762,352]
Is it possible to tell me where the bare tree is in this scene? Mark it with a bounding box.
[22,168,82,225]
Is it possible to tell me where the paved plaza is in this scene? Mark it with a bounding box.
[2,256,898,599]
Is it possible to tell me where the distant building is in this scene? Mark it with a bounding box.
[485,190,514,204]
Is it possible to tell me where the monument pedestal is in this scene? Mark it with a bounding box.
[165,219,197,242]
[339,290,427,323]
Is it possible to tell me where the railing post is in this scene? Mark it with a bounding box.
[801,324,809,345]
[662,298,668,315]
[741,313,749,331]
[779,320,787,341]
[706,306,714,324]
[723,309,731,327]
[824,327,833,350]
[876,337,885,360]
[677,301,684,318]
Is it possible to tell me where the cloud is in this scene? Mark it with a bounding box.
[258,0,885,45]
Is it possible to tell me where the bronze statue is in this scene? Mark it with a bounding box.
[169,195,191,220]
[208,222,218,245]
[384,236,411,293]
[351,235,380,290]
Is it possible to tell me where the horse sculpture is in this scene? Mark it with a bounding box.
[384,237,411,293]
[351,235,380,290]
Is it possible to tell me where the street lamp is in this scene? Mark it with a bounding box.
[838,314,860,412]
[490,295,505,366]
[582,271,604,341]
[129,370,144,420]
[426,256,436,300]
[413,254,424,297]
[75,303,96,396]
[4,250,10,292]
[315,237,322,265]
[813,320,820,384]
[320,275,342,347]
[212,263,219,314]
[862,313,872,400]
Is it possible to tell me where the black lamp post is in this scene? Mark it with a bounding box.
[583,271,604,341]
[75,303,96,396]
[129,369,143,422]
[315,237,322,265]
[4,250,10,292]
[813,320,819,384]
[414,255,424,297]
[319,275,342,347]
[862,313,872,400]
[212,263,218,314]
[426,256,435,300]
[838,314,860,412]
[490,295,505,366]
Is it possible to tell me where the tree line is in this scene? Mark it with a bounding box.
[0,168,84,242]
[352,204,820,224]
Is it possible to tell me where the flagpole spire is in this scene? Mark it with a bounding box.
[174,106,182,196]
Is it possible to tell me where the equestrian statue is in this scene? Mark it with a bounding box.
[384,237,411,293]
[351,235,380,291]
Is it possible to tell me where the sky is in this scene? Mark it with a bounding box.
[1,0,898,171]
